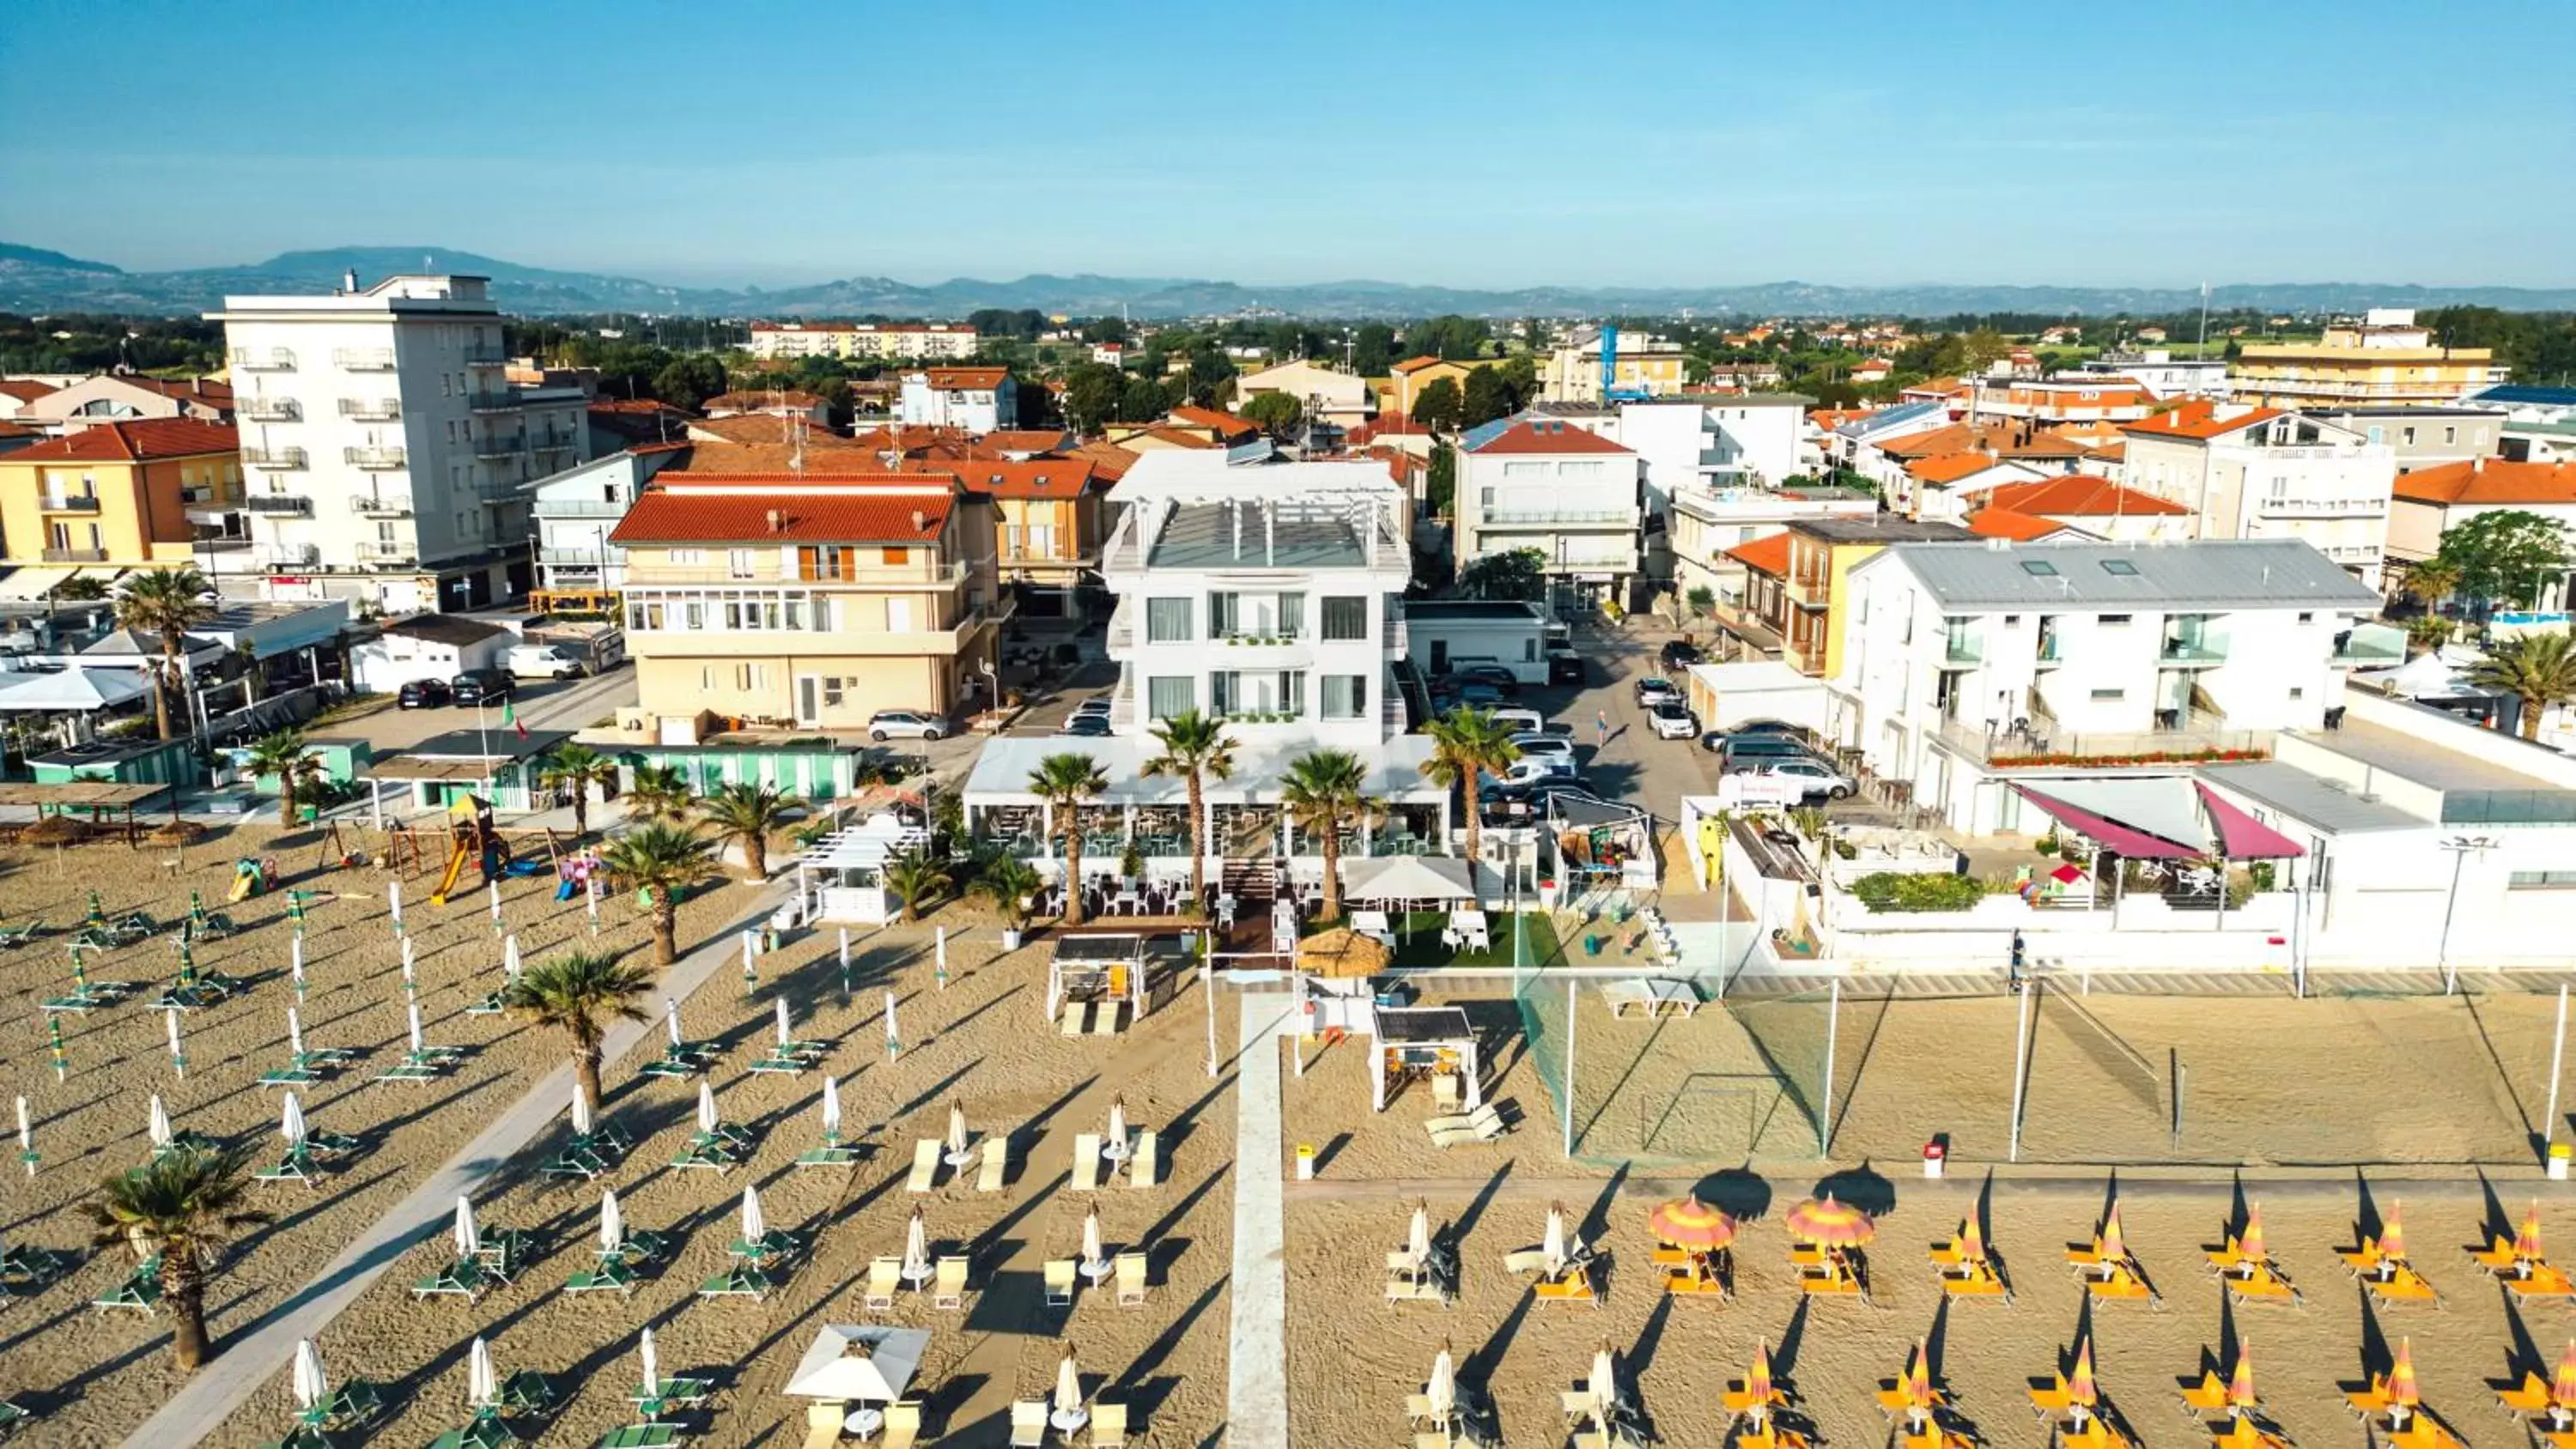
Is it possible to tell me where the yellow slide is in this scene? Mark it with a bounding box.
[428,842,471,906]
[228,870,257,903]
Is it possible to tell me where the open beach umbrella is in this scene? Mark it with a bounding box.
[820,1078,842,1140]
[775,996,793,1048]
[453,1197,481,1259]
[2388,1337,2420,1409]
[287,1007,307,1059]
[2240,1201,2267,1260]
[2551,1339,2576,1413]
[1108,1096,1127,1149]
[946,1101,969,1157]
[571,1082,593,1139]
[2069,1337,2099,1411]
[406,1001,426,1056]
[1589,1342,1618,1404]
[1408,1200,1432,1265]
[2522,1203,2547,1260]
[905,1207,931,1278]
[1428,1339,1456,1419]
[148,1094,173,1149]
[1054,1348,1082,1417]
[2228,1337,2257,1412]
[696,1082,720,1136]
[600,1190,625,1257]
[1785,1194,1876,1246]
[665,998,683,1050]
[639,1329,660,1400]
[293,1338,329,1412]
[1543,1203,1569,1274]
[468,1336,496,1410]
[280,1093,307,1149]
[1082,1205,1104,1270]
[742,1185,768,1245]
[1648,1195,1735,1251]
[2099,1203,2129,1261]
[2381,1202,2409,1261]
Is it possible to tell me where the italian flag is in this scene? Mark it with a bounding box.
[503,700,526,739]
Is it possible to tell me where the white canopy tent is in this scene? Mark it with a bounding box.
[783,1324,931,1403]
[1342,855,1480,904]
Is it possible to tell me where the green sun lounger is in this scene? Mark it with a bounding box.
[428,1408,522,1449]
[411,1257,487,1300]
[598,1425,683,1448]
[92,1258,162,1313]
[695,1263,775,1300]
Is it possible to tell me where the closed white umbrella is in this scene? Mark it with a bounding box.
[1054,1349,1082,1417]
[696,1082,720,1136]
[502,933,521,982]
[166,1007,184,1072]
[1407,1200,1432,1267]
[467,1336,496,1410]
[571,1082,593,1138]
[904,1208,930,1277]
[280,1093,307,1149]
[389,881,403,931]
[1107,1097,1127,1152]
[488,878,502,928]
[1464,1064,1483,1113]
[599,1189,625,1257]
[742,930,759,979]
[665,998,683,1049]
[946,1101,969,1156]
[406,1001,426,1055]
[775,996,792,1048]
[287,1007,306,1058]
[884,990,900,1056]
[148,1094,173,1149]
[1428,1340,1456,1418]
[1590,1343,1618,1406]
[1082,1204,1105,1271]
[741,1185,768,1245]
[15,1095,29,1175]
[819,1077,843,1140]
[453,1197,481,1258]
[639,1328,660,1400]
[289,937,305,993]
[293,1337,330,1412]
[1543,1203,1568,1276]
[400,935,415,987]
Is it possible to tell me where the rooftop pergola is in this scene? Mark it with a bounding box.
[793,817,933,925]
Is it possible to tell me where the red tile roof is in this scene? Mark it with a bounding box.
[1905,452,2019,485]
[0,380,55,404]
[5,418,237,463]
[937,460,1100,499]
[1349,415,1431,444]
[1967,508,2069,542]
[1120,426,1219,450]
[1723,532,1792,575]
[1066,440,1139,480]
[1390,356,1445,374]
[610,476,957,545]
[1167,404,1261,437]
[686,414,849,448]
[2122,399,2284,440]
[703,390,823,410]
[122,375,234,405]
[2393,458,2576,506]
[1464,421,1633,456]
[919,367,1009,390]
[1979,475,2189,518]
[978,429,1075,455]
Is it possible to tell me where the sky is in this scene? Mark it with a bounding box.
[3,0,2571,293]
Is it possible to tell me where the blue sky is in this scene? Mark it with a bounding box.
[3,0,2568,291]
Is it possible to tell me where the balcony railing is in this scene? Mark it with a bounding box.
[2035,636,2065,668]
[1942,634,1983,665]
[1934,718,2271,767]
[474,435,525,459]
[350,494,412,517]
[1479,507,1636,527]
[39,495,100,513]
[1385,617,1410,654]
[41,547,106,563]
[2333,635,2406,666]
[241,494,313,516]
[2318,543,2382,563]
[2255,494,2387,516]
[2158,638,2228,665]
[228,348,295,371]
[466,391,515,413]
[258,544,321,570]
[538,546,626,566]
[533,498,633,518]
[346,446,407,470]
[358,541,417,565]
[238,397,301,422]
[338,397,402,421]
[528,432,577,452]
[242,446,307,470]
[333,348,396,371]
[1105,599,1133,651]
[1785,574,1830,608]
[460,343,507,365]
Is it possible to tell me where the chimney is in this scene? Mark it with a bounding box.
[342,268,359,294]
[765,509,785,533]
[912,509,927,535]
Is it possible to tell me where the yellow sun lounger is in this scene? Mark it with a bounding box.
[2178,1370,2233,1414]
[1070,1132,1103,1191]
[2217,1260,2300,1305]
[904,1138,942,1193]
[976,1135,1011,1192]
[2497,1371,2550,1416]
[2362,1261,2439,1305]
[1534,1265,1598,1306]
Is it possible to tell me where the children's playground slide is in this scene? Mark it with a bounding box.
[428,793,510,906]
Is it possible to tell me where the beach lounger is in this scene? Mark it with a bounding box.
[1091,1002,1120,1034]
[632,1374,712,1412]
[864,1256,903,1311]
[1424,1102,1502,1136]
[1061,1003,1088,1035]
[1090,1401,1127,1447]
[599,1425,682,1448]
[564,1258,638,1296]
[1535,1264,1598,1307]
[905,1138,942,1192]
[91,1258,162,1313]
[373,1058,447,1085]
[1071,1132,1103,1191]
[1115,1251,1147,1307]
[1941,1261,2009,1300]
[793,1137,861,1170]
[933,1254,969,1309]
[2028,1374,2075,1421]
[426,1411,518,1449]
[1386,1275,1449,1305]
[1009,1400,1048,1446]
[254,1146,326,1187]
[696,1263,774,1300]
[2178,1370,2233,1415]
[1432,1073,1461,1113]
[2498,1371,2551,1416]
[2507,1263,2576,1300]
[744,1049,807,1076]
[1430,1115,1507,1149]
[2468,1234,2521,1274]
[412,1258,486,1301]
[2219,1260,2301,1306]
[882,1399,923,1449]
[0,919,39,949]
[978,1134,1011,1191]
[1127,1129,1157,1189]
[800,1401,843,1449]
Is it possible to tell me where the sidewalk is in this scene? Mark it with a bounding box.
[1224,991,1291,1448]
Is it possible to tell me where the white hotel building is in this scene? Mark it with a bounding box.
[2119,399,2397,590]
[207,273,591,611]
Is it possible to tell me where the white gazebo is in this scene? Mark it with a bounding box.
[1367,1005,1479,1113]
[794,815,933,925]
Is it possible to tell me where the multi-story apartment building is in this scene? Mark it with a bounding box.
[611,472,1005,729]
[1533,327,1689,403]
[897,368,1017,434]
[21,375,234,432]
[949,458,1106,621]
[1771,516,1973,677]
[0,419,241,579]
[1838,538,2387,834]
[2074,351,2229,400]
[1959,375,2160,424]
[2121,399,2397,588]
[2231,309,2507,408]
[2470,385,2576,464]
[2386,458,2576,607]
[1457,419,1643,610]
[745,322,980,362]
[205,273,594,612]
[528,444,690,610]
[2306,406,2505,474]
[1668,484,1875,631]
[1233,359,1376,432]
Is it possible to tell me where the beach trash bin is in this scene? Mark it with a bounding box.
[1296,1144,1316,1181]
[2553,1143,2571,1181]
[1923,1139,1947,1179]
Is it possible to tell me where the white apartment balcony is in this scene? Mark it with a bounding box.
[229,347,296,371]
[1109,677,1137,731]
[1386,615,1409,656]
[1931,718,2272,768]
[338,397,402,421]
[2254,494,2388,518]
[333,348,396,371]
[1105,597,1134,652]
[2318,543,2384,565]
[533,497,633,519]
[241,494,313,517]
[238,397,301,422]
[1784,573,1830,609]
[41,546,106,563]
[538,546,626,567]
[345,446,407,470]
[350,494,412,517]
[634,560,976,589]
[1478,506,1636,529]
[38,494,100,514]
[242,446,307,470]
[257,543,321,570]
[358,540,419,566]
[528,430,578,454]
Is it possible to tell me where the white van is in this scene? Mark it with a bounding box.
[505,643,586,681]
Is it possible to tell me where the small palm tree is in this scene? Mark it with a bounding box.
[2403,559,2461,611]
[1028,752,1109,927]
[623,764,693,822]
[85,1146,270,1372]
[2470,632,2576,740]
[601,823,713,965]
[974,853,1042,936]
[243,728,321,825]
[1141,710,1236,914]
[884,848,953,923]
[698,780,796,881]
[2405,615,2454,654]
[539,743,621,838]
[1279,749,1377,923]
[1423,706,1522,877]
[113,566,216,740]
[502,949,656,1109]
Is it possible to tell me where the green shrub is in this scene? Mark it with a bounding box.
[1850,871,1990,913]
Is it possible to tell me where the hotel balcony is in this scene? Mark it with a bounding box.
[1933,718,2271,768]
[241,494,313,516]
[1784,573,1831,609]
[350,494,413,517]
[1942,633,1983,666]
[474,434,526,460]
[359,540,418,566]
[242,446,307,470]
[338,397,402,421]
[466,391,516,414]
[1479,506,1636,528]
[238,397,301,422]
[228,348,296,371]
[333,348,396,371]
[460,343,507,365]
[39,494,100,513]
[41,547,106,563]
[2255,494,2387,518]
[2034,634,2066,669]
[2158,636,2228,667]
[345,446,407,470]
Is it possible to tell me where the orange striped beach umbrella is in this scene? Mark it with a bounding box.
[2552,1339,2576,1412]
[2239,1202,2266,1260]
[2379,1202,2408,1261]
[2522,1202,2548,1261]
[2227,1337,2257,1411]
[1959,1215,1989,1264]
[1649,1195,1737,1251]
[1903,1341,1935,1412]
[1747,1340,1776,1409]
[2387,1337,2420,1410]
[2069,1337,2099,1409]
[2099,1203,2128,1261]
[1785,1194,1876,1246]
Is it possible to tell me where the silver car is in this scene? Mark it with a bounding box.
[868,709,947,742]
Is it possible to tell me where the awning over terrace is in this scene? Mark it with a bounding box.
[2013,778,2305,859]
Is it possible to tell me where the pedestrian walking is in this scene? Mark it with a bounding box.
[1595,709,1610,747]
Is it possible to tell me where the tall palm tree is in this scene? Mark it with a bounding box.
[501,949,656,1109]
[1140,709,1236,912]
[539,743,621,838]
[243,729,321,826]
[623,763,693,822]
[1028,752,1109,927]
[698,780,796,881]
[1422,706,1522,878]
[601,823,713,965]
[1279,749,1376,923]
[884,848,952,924]
[113,566,216,740]
[85,1146,269,1371]
[2470,632,2576,740]
[2403,558,2461,612]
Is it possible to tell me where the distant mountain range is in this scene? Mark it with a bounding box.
[6,241,2573,320]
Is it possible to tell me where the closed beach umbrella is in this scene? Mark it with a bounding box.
[406,1001,426,1056]
[2069,1337,2099,1410]
[665,998,683,1049]
[280,1093,307,1149]
[2550,1339,2576,1412]
[1589,1342,1617,1404]
[1959,1214,1990,1264]
[289,937,304,992]
[741,1185,767,1245]
[906,1207,931,1277]
[1543,1203,1568,1273]
[467,1336,496,1410]
[1903,1340,1935,1415]
[1082,1204,1104,1268]
[1108,1097,1127,1149]
[775,996,793,1047]
[2228,1337,2257,1412]
[600,1189,625,1257]
[1785,1194,1876,1246]
[2381,1202,2409,1261]
[2240,1201,2267,1260]
[2099,1203,2128,1261]
[820,1077,843,1139]
[453,1197,481,1258]
[2388,1337,2420,1409]
[287,1007,306,1058]
[503,934,521,981]
[400,935,415,985]
[884,991,899,1052]
[1428,1339,1455,1418]
[639,1329,660,1400]
[2522,1203,2547,1261]
[166,1008,183,1065]
[1408,1200,1432,1265]
[1464,1064,1483,1112]
[293,1337,329,1411]
[1054,1348,1082,1417]
[148,1094,173,1149]
[946,1101,969,1156]
[1648,1195,1735,1251]
[571,1082,593,1139]
[1747,1342,1776,1422]
[696,1082,719,1135]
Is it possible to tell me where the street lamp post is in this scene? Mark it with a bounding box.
[2437,834,2499,994]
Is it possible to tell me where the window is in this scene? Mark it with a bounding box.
[734,664,754,691]
[2090,688,2125,701]
[2401,427,2417,446]
[1321,675,1368,719]
[1277,592,1305,640]
[1523,639,1537,660]
[1147,676,1194,720]
[823,678,844,707]
[1320,597,1368,641]
[2443,425,2458,445]
[2099,559,2138,576]
[727,549,756,579]
[2002,615,2021,627]
[2512,870,2576,889]
[669,548,704,566]
[883,546,909,566]
[2020,561,2058,577]
[2288,687,2305,700]
[1146,597,1193,643]
[1207,591,1238,637]
[886,597,915,633]
[2098,614,2132,626]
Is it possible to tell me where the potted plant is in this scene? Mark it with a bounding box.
[975,855,1041,950]
[1119,836,1145,882]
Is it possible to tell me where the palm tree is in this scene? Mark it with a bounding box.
[1423,706,1522,878]
[884,849,952,923]
[1028,753,1109,927]
[1279,749,1376,923]
[2402,558,2462,614]
[697,781,796,882]
[243,729,321,826]
[2405,615,2455,655]
[623,764,693,822]
[539,743,621,838]
[113,566,216,740]
[974,854,1042,939]
[501,949,656,1109]
[601,823,713,965]
[85,1146,269,1371]
[2470,633,2576,741]
[1140,710,1236,912]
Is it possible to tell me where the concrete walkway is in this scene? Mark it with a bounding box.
[125,885,787,1448]
[1224,991,1291,1449]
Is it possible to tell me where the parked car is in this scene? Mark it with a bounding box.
[1722,718,1806,738]
[1659,640,1704,670]
[397,677,452,710]
[1510,733,1577,763]
[1546,647,1586,686]
[1498,755,1580,786]
[1729,755,1856,800]
[1706,727,1814,756]
[1717,733,1822,767]
[1448,683,1507,712]
[1634,676,1681,707]
[1649,702,1699,739]
[868,709,947,742]
[1490,707,1546,735]
[504,643,586,681]
[1452,664,1522,695]
[448,669,513,706]
[1069,697,1114,721]
[1056,715,1114,737]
